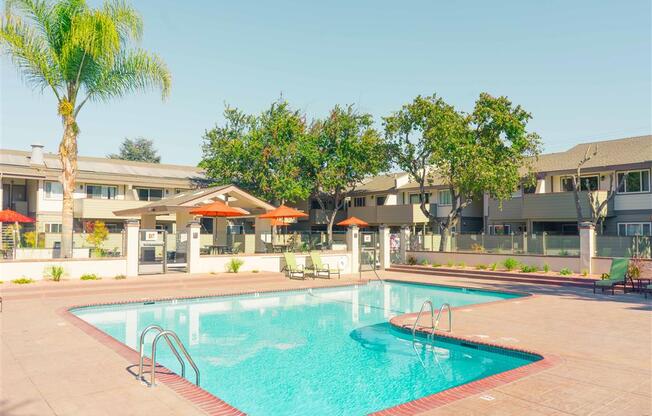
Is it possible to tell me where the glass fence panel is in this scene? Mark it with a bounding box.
[595,235,651,258]
[8,231,125,259]
[543,235,580,256]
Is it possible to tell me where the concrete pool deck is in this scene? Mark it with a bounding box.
[1,271,650,415]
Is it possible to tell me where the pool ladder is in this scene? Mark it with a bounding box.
[411,301,452,341]
[137,325,200,387]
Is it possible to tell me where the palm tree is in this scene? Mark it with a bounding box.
[1,0,171,258]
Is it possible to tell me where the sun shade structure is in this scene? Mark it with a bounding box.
[0,209,35,223]
[258,205,308,219]
[189,200,248,217]
[337,216,369,227]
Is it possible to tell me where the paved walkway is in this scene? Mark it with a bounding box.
[1,271,650,416]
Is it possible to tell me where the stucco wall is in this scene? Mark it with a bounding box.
[1,257,127,280]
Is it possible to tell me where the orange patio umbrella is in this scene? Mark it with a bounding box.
[189,200,248,217]
[0,209,35,249]
[258,205,308,246]
[337,216,369,228]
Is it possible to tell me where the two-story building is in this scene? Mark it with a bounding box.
[1,144,205,237]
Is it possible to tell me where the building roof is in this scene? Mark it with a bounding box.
[0,148,205,187]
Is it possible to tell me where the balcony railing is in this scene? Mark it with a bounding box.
[488,191,611,221]
[73,198,150,219]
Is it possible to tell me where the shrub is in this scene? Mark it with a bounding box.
[457,261,466,268]
[520,264,538,273]
[559,268,572,276]
[419,259,429,266]
[45,265,65,282]
[503,258,519,271]
[226,258,244,273]
[559,250,569,256]
[252,269,259,273]
[80,273,100,280]
[406,256,417,265]
[543,263,550,273]
[114,274,126,280]
[471,243,484,252]
[85,220,109,255]
[432,263,442,267]
[628,258,642,279]
[12,277,35,284]
[475,264,487,270]
[490,263,497,271]
[23,231,45,248]
[446,261,454,267]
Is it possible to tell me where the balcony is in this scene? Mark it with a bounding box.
[348,204,430,225]
[488,191,611,221]
[73,198,150,219]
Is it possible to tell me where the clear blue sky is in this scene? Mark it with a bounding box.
[1,0,650,166]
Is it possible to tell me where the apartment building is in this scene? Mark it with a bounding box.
[306,135,651,236]
[486,135,652,236]
[0,144,205,235]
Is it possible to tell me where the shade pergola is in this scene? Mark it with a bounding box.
[337,216,369,228]
[189,200,248,217]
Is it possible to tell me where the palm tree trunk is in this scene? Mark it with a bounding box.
[58,115,78,258]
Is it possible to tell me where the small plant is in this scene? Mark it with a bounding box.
[446,261,454,267]
[475,264,487,270]
[559,268,572,276]
[628,258,642,279]
[12,277,35,284]
[490,263,497,271]
[520,264,538,273]
[114,274,126,280]
[226,258,244,273]
[581,269,589,277]
[419,258,429,266]
[471,243,484,252]
[406,256,417,265]
[559,249,569,256]
[45,265,65,282]
[543,263,550,273]
[457,261,466,268]
[80,273,100,280]
[85,220,109,256]
[252,269,259,273]
[503,258,519,271]
[23,231,45,248]
[432,263,442,267]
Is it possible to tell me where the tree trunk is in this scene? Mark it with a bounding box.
[58,115,78,258]
[326,214,335,248]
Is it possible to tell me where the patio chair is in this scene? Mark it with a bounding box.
[283,252,306,280]
[593,258,631,295]
[226,242,242,254]
[309,251,341,279]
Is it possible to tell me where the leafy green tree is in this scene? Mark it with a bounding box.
[1,0,171,258]
[108,137,161,163]
[385,93,541,251]
[306,105,389,244]
[200,100,314,204]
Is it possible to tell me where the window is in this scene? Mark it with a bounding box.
[409,193,429,204]
[137,187,163,201]
[561,175,599,192]
[45,223,62,233]
[489,224,511,235]
[618,222,652,236]
[44,181,63,200]
[375,195,386,206]
[353,197,366,207]
[104,222,123,233]
[617,170,650,193]
[11,185,26,201]
[86,184,117,199]
[438,190,452,205]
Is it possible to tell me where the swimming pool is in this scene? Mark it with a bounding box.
[72,281,537,415]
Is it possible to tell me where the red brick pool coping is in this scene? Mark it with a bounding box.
[59,280,557,416]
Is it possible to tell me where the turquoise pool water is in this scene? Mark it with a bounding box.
[72,282,536,415]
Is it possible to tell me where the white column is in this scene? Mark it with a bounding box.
[186,220,201,274]
[579,222,595,274]
[125,219,140,277]
[400,225,411,263]
[378,225,391,270]
[254,217,271,253]
[346,224,360,274]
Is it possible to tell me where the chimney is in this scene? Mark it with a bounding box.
[30,144,45,165]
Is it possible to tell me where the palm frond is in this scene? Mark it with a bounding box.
[83,48,171,106]
[0,14,62,94]
[102,0,142,44]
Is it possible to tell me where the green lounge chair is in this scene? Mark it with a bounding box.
[594,258,631,294]
[309,252,341,279]
[283,252,305,280]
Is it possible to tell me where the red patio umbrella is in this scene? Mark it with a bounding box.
[0,209,35,250]
[337,216,369,228]
[189,200,248,217]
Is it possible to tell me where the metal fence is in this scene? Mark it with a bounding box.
[5,231,126,259]
[200,231,348,255]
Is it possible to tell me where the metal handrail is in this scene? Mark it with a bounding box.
[434,303,452,332]
[150,330,200,387]
[412,300,435,340]
[137,325,185,382]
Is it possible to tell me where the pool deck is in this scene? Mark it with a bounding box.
[1,271,650,416]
